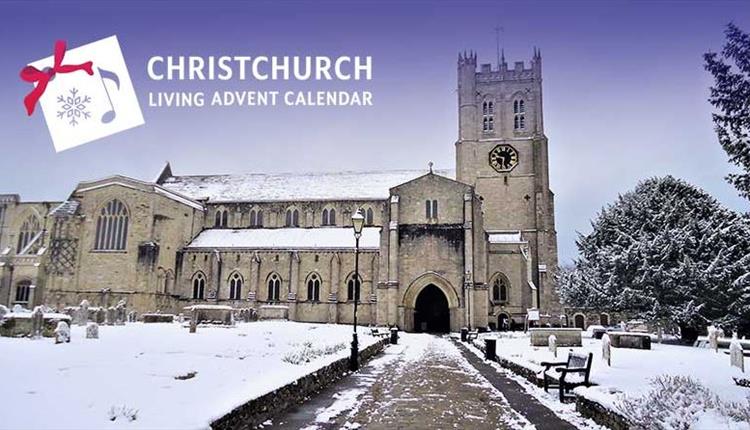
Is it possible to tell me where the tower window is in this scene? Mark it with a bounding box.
[482,100,495,132]
[492,275,509,303]
[513,99,526,131]
[425,199,438,219]
[365,207,374,225]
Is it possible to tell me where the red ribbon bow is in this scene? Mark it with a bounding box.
[19,40,94,116]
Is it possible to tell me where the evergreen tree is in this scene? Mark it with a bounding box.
[704,23,750,200]
[557,176,750,336]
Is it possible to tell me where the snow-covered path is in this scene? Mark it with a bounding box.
[273,334,535,430]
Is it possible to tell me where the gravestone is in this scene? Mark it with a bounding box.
[55,321,70,344]
[548,334,557,358]
[12,304,24,314]
[730,335,745,373]
[0,305,9,319]
[189,308,198,333]
[127,311,138,322]
[95,308,106,324]
[106,307,116,325]
[78,300,89,326]
[602,333,612,366]
[86,322,99,339]
[708,325,720,353]
[31,306,44,339]
[115,300,126,325]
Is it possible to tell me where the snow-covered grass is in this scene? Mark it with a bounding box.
[474,331,750,429]
[0,321,378,429]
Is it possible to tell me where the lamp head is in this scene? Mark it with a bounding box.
[352,209,365,236]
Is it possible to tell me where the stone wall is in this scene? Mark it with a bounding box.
[529,328,582,347]
[575,396,631,430]
[211,338,389,430]
[469,337,631,429]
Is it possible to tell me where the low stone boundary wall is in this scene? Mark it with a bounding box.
[211,338,389,430]
[576,395,631,430]
[468,337,631,429]
[529,328,582,347]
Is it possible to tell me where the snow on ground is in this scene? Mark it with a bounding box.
[0,321,378,430]
[473,331,749,428]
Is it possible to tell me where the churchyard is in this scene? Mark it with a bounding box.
[0,317,380,429]
[467,328,750,429]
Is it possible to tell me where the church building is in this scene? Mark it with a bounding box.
[0,49,559,332]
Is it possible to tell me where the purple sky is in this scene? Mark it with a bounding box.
[0,0,748,263]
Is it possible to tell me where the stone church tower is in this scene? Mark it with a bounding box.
[455,50,559,313]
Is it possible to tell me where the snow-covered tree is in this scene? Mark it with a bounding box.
[704,23,750,200]
[558,176,750,337]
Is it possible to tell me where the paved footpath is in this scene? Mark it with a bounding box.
[270,334,579,430]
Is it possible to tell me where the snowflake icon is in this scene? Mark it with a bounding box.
[56,88,92,126]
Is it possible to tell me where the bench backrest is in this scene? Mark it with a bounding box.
[567,352,593,376]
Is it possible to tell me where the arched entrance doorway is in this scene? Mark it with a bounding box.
[574,314,585,329]
[414,284,450,333]
[497,313,510,331]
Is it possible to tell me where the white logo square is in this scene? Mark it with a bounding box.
[27,35,144,152]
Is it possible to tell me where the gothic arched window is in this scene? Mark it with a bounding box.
[214,209,229,228]
[492,274,509,303]
[192,272,206,299]
[307,273,321,301]
[94,200,129,251]
[15,280,31,303]
[249,209,263,227]
[229,272,243,300]
[322,208,336,226]
[346,274,362,302]
[267,273,281,301]
[285,209,299,227]
[366,207,374,225]
[482,100,495,132]
[513,99,526,131]
[16,215,41,253]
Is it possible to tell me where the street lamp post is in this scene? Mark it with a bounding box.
[350,209,365,371]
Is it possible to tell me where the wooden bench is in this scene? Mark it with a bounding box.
[541,352,593,402]
[370,327,390,339]
[466,329,479,342]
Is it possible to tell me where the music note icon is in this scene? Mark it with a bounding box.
[98,67,120,124]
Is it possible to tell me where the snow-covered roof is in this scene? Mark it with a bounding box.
[488,232,524,244]
[49,200,80,217]
[186,227,381,250]
[160,169,455,202]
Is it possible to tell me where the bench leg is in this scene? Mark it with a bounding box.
[543,375,549,392]
[559,383,565,402]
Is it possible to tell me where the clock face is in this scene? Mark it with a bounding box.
[489,145,519,172]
